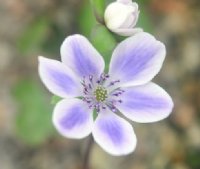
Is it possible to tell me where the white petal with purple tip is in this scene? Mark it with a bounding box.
[38,56,82,98]
[116,82,174,123]
[92,111,136,156]
[53,99,93,139]
[109,32,166,87]
[60,34,105,78]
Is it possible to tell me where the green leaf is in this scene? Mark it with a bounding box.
[17,17,49,55]
[90,26,116,72]
[51,95,62,105]
[78,0,96,37]
[93,109,98,121]
[90,0,106,17]
[13,79,54,145]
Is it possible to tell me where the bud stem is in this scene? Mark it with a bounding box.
[89,0,105,25]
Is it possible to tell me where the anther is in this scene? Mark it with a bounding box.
[102,106,106,109]
[118,100,122,103]
[109,80,120,86]
[88,83,92,89]
[111,107,117,112]
[89,75,93,82]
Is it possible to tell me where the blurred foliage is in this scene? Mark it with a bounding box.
[78,0,96,37]
[137,8,154,33]
[137,0,150,5]
[42,23,65,55]
[13,79,54,145]
[91,0,106,17]
[186,148,200,169]
[90,26,116,72]
[17,17,50,55]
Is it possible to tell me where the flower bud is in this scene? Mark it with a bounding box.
[104,0,142,36]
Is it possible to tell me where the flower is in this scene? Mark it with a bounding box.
[38,32,173,156]
[104,0,142,36]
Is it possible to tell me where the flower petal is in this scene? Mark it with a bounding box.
[116,82,174,123]
[109,32,166,87]
[60,34,105,78]
[104,2,136,30]
[120,8,139,29]
[38,56,82,98]
[119,2,139,29]
[53,99,93,139]
[92,111,136,156]
[117,0,132,5]
[112,27,143,36]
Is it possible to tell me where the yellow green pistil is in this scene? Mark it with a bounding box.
[94,86,107,102]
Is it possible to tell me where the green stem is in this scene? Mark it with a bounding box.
[89,0,105,25]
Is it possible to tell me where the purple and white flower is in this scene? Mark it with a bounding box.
[104,0,142,36]
[38,32,173,156]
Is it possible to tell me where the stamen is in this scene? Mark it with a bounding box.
[81,74,124,113]
[89,75,93,82]
[107,80,120,87]
[105,74,110,78]
[96,73,110,85]
[102,106,106,109]
[88,83,92,89]
[118,100,122,103]
[111,107,117,112]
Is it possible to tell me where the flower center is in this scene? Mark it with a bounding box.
[94,86,107,102]
[81,74,123,113]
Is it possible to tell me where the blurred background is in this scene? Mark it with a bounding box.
[0,0,200,168]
